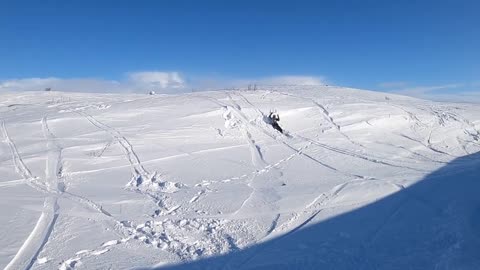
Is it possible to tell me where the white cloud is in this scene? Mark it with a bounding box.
[394,83,464,96]
[387,83,480,103]
[254,75,326,86]
[419,91,480,103]
[378,81,409,88]
[190,75,327,90]
[127,71,185,89]
[0,77,59,91]
[0,72,327,93]
[0,71,187,93]
[0,77,126,93]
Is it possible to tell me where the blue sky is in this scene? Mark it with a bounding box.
[0,0,478,100]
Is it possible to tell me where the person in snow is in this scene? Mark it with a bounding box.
[268,110,283,133]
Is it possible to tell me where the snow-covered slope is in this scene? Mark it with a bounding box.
[1,86,479,269]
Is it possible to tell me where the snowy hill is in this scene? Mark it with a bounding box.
[1,86,479,269]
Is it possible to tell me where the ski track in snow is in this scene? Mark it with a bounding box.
[78,112,150,180]
[221,92,373,241]
[294,93,471,162]
[275,91,364,148]
[400,133,453,157]
[227,92,283,217]
[221,94,343,174]
[189,190,206,203]
[195,139,313,188]
[357,96,477,159]
[373,141,447,165]
[2,117,128,270]
[350,97,461,159]
[0,178,26,187]
[4,198,59,270]
[199,93,352,254]
[1,121,46,193]
[73,111,237,265]
[201,92,374,229]
[78,112,175,216]
[243,129,267,169]
[59,239,128,270]
[64,143,249,177]
[296,135,428,173]
[195,94,314,189]
[2,117,64,270]
[265,214,281,237]
[270,182,350,239]
[92,139,115,158]
[235,181,353,268]
[223,92,373,180]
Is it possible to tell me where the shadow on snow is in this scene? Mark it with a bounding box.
[157,152,480,270]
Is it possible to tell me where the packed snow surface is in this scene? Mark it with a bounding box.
[1,86,479,269]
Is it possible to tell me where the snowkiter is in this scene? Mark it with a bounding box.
[268,111,283,133]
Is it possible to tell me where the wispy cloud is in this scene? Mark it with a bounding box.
[0,73,327,93]
[127,71,185,89]
[380,82,480,103]
[0,71,186,93]
[0,77,125,93]
[2,74,478,103]
[394,83,464,96]
[190,75,327,90]
[424,91,480,103]
[254,75,327,86]
[377,81,409,88]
